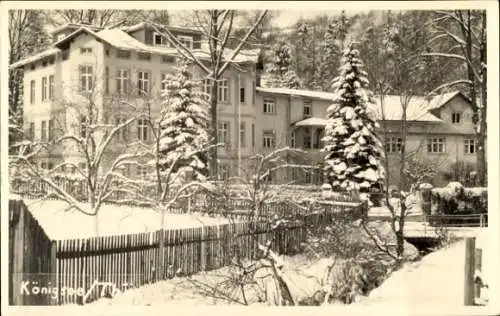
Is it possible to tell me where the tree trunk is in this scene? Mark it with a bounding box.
[210,80,219,179]
[477,11,487,186]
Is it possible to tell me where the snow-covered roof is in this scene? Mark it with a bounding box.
[257,87,469,123]
[124,22,202,35]
[257,87,336,101]
[50,23,104,34]
[9,47,60,69]
[10,26,261,70]
[293,117,329,127]
[53,27,114,49]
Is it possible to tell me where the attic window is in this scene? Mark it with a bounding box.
[117,50,131,59]
[451,112,461,124]
[80,47,93,54]
[153,32,167,46]
[30,63,36,70]
[161,55,176,64]
[138,52,151,61]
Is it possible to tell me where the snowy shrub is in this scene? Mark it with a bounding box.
[430,182,487,215]
[322,44,385,194]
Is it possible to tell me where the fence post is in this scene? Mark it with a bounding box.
[50,241,58,305]
[464,237,476,306]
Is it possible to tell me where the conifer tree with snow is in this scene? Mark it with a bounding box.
[158,60,211,183]
[322,43,385,193]
[266,41,302,89]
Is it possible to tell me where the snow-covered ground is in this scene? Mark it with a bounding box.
[359,235,492,310]
[22,199,243,240]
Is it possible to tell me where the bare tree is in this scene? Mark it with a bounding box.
[9,62,144,236]
[147,9,268,178]
[357,11,444,260]
[425,10,487,186]
[43,9,121,27]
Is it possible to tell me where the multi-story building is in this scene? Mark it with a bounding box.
[10,22,482,186]
[255,87,482,186]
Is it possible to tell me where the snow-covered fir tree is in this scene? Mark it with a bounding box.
[158,60,211,183]
[266,41,302,89]
[322,44,385,193]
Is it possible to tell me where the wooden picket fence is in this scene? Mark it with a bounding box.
[9,199,367,306]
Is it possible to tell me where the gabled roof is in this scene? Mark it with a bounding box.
[51,23,104,35]
[10,26,260,69]
[53,26,115,50]
[124,22,202,35]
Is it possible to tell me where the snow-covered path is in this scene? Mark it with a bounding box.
[359,235,493,313]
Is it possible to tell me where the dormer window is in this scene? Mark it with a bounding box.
[451,112,461,124]
[154,32,167,47]
[178,36,193,49]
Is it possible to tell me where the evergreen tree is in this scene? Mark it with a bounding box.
[158,60,211,183]
[318,23,342,91]
[322,44,385,193]
[266,41,301,89]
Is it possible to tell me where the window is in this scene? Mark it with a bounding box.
[263,131,276,148]
[303,127,312,149]
[218,79,228,102]
[61,49,69,60]
[427,137,445,153]
[49,75,54,100]
[137,71,150,95]
[116,69,129,94]
[290,132,295,148]
[240,86,246,103]
[303,100,312,118]
[452,112,461,124]
[464,139,476,154]
[138,52,151,61]
[161,55,176,64]
[386,137,403,153]
[218,121,230,147]
[41,77,48,101]
[263,99,276,114]
[29,122,35,140]
[202,79,212,98]
[252,81,255,105]
[48,120,54,140]
[178,35,193,49]
[80,47,92,54]
[137,118,149,141]
[105,67,109,94]
[154,32,167,46]
[251,123,255,148]
[41,121,47,142]
[137,165,148,179]
[48,162,54,170]
[219,165,229,181]
[115,117,128,141]
[161,72,172,91]
[239,122,246,148]
[79,65,93,93]
[117,50,131,59]
[41,162,48,170]
[80,116,88,138]
[30,80,35,104]
[105,48,110,56]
